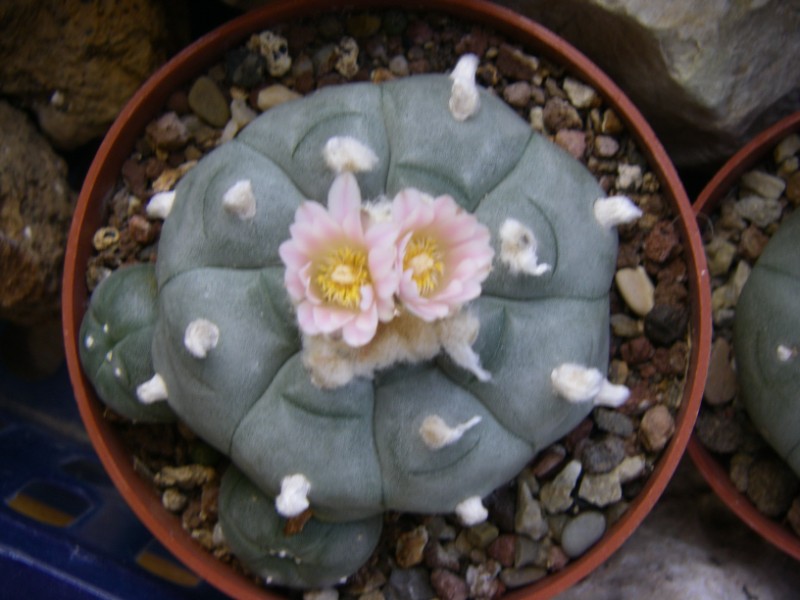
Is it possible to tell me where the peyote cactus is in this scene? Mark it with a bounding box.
[79,56,641,588]
[735,208,800,476]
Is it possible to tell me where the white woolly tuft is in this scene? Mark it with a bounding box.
[593,195,643,228]
[777,344,796,362]
[136,373,169,404]
[223,179,257,220]
[438,311,491,381]
[455,496,488,526]
[499,218,551,276]
[146,191,176,220]
[594,379,630,407]
[184,318,220,359]
[449,54,480,121]
[323,136,379,174]
[551,363,605,403]
[275,474,311,518]
[419,415,482,450]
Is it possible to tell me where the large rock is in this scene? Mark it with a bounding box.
[0,100,73,326]
[499,0,800,167]
[0,0,186,149]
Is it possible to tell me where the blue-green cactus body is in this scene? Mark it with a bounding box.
[735,209,800,475]
[80,73,620,587]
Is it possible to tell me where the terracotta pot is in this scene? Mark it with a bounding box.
[62,0,712,598]
[688,111,800,562]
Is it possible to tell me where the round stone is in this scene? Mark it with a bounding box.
[560,511,606,558]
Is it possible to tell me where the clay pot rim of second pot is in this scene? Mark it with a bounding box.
[688,110,800,563]
[62,1,712,598]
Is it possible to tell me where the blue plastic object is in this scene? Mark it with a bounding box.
[0,359,228,599]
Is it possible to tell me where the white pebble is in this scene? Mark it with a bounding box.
[615,266,655,316]
[563,77,597,109]
[616,164,643,191]
[184,318,220,359]
[455,496,488,526]
[146,191,176,220]
[740,170,786,201]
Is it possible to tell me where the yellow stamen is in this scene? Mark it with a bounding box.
[315,246,370,309]
[404,234,444,296]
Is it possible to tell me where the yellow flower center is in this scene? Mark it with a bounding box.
[315,246,370,309]
[404,234,444,296]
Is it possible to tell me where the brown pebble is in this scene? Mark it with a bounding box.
[639,405,675,452]
[431,569,469,600]
[600,108,624,134]
[704,338,737,406]
[620,336,655,365]
[593,134,620,158]
[739,224,769,262]
[643,221,679,264]
[486,534,516,568]
[128,214,156,245]
[495,43,538,80]
[503,81,532,107]
[531,444,567,478]
[746,457,800,517]
[542,97,582,132]
[395,526,429,568]
[555,129,586,160]
[455,27,489,57]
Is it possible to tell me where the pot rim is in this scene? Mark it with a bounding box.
[62,1,711,598]
[688,110,800,562]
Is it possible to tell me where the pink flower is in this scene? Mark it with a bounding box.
[279,173,399,347]
[392,189,494,321]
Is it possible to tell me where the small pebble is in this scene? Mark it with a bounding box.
[430,569,468,600]
[502,81,532,107]
[643,303,689,346]
[704,236,737,277]
[734,195,783,228]
[593,135,619,158]
[562,77,597,109]
[616,164,643,191]
[389,54,410,77]
[396,526,429,568]
[515,481,549,540]
[384,568,433,600]
[580,436,626,474]
[486,535,516,567]
[188,76,230,127]
[746,457,800,518]
[256,84,302,111]
[465,562,503,600]
[786,171,800,205]
[740,170,786,201]
[620,336,654,365]
[600,109,624,134]
[555,129,586,160]
[610,313,643,338]
[703,338,737,406]
[593,408,634,438]
[615,266,655,316]
[499,566,546,588]
[495,43,538,80]
[729,452,753,493]
[542,97,582,132]
[639,405,675,452]
[560,512,606,558]
[643,221,679,263]
[695,410,743,454]
[774,133,800,163]
[738,224,769,262]
[540,460,581,514]
[146,111,190,151]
